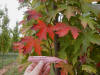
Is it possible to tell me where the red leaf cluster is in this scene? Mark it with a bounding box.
[13,36,42,55]
[26,10,42,20]
[55,62,68,75]
[33,21,80,40]
[54,22,80,39]
[33,20,54,40]
[14,20,80,55]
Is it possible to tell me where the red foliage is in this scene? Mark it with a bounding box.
[13,42,24,54]
[33,21,80,40]
[70,27,80,39]
[55,62,68,75]
[14,20,80,55]
[33,20,54,40]
[54,22,80,39]
[13,36,42,55]
[26,10,42,20]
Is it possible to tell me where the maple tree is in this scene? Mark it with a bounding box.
[14,0,100,75]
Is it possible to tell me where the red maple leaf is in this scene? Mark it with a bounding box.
[70,27,80,39]
[13,42,24,54]
[13,36,42,55]
[55,62,68,75]
[13,42,24,50]
[55,62,74,75]
[26,10,42,20]
[54,22,80,39]
[33,20,54,40]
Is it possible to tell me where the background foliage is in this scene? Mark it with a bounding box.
[0,8,20,53]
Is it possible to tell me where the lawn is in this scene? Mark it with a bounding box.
[4,64,24,75]
[0,53,24,75]
[0,53,17,69]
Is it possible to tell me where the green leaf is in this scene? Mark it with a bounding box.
[73,35,83,54]
[89,34,100,45]
[58,49,67,59]
[82,31,100,53]
[81,0,100,17]
[80,13,96,30]
[82,65,97,74]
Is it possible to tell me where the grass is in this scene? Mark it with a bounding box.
[0,54,16,69]
[0,54,24,75]
[4,65,24,75]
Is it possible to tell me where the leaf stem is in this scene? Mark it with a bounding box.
[47,39,53,56]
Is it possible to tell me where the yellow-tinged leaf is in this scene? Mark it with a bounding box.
[64,7,75,20]
[81,20,88,29]
[82,65,97,74]
[55,62,74,75]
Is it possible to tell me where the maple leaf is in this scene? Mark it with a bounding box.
[54,23,80,39]
[55,26,70,37]
[82,65,97,74]
[53,23,70,37]
[33,39,42,55]
[80,16,88,29]
[81,20,88,29]
[64,7,75,20]
[70,27,80,39]
[33,20,54,40]
[55,62,74,75]
[13,42,24,50]
[23,36,42,55]
[26,10,42,20]
[14,36,42,55]
[23,40,34,54]
[13,42,24,54]
[53,23,67,31]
